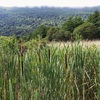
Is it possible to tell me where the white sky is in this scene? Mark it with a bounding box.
[0,0,100,8]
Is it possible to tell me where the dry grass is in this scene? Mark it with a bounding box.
[48,40,100,48]
[82,40,100,46]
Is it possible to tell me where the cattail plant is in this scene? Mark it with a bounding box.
[18,42,27,76]
[0,36,100,99]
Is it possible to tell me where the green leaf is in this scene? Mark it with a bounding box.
[9,79,14,100]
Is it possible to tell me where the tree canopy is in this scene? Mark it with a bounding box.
[88,11,100,28]
[62,16,83,33]
[73,22,99,39]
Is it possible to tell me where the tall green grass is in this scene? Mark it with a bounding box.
[0,37,100,100]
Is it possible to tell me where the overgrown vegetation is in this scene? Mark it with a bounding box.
[0,7,100,100]
[26,11,100,41]
[0,36,100,99]
[0,6,100,36]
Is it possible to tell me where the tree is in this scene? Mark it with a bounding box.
[46,27,59,41]
[74,16,84,28]
[62,16,74,32]
[26,25,49,40]
[47,27,72,41]
[87,11,100,28]
[52,30,71,41]
[62,16,83,33]
[37,25,49,38]
[73,22,99,40]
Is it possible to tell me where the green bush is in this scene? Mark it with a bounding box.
[87,11,100,28]
[62,16,83,33]
[73,22,99,40]
[46,27,59,41]
[26,25,49,40]
[47,27,72,41]
[52,30,72,41]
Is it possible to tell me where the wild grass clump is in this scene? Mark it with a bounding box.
[0,37,100,100]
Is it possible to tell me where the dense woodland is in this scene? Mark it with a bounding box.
[26,10,100,41]
[0,6,100,40]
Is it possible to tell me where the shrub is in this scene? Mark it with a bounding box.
[46,27,59,41]
[73,22,99,40]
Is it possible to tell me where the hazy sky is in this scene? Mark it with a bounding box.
[0,0,100,7]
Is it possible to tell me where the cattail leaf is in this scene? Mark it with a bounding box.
[9,79,14,100]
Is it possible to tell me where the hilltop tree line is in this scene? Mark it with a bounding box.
[0,6,99,36]
[26,11,100,41]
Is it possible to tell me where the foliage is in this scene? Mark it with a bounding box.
[73,22,99,39]
[0,6,99,35]
[0,8,100,41]
[37,25,49,38]
[62,16,84,32]
[46,27,59,41]
[26,25,49,40]
[9,79,14,100]
[87,11,100,28]
[46,27,72,41]
[0,37,100,99]
[52,30,72,41]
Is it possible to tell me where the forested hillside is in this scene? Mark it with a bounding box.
[0,6,100,35]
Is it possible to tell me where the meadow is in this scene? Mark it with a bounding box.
[0,36,100,100]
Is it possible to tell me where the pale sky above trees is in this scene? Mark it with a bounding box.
[0,0,100,7]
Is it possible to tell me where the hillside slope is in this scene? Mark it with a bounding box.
[0,6,100,35]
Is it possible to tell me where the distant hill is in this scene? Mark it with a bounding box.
[0,6,100,35]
